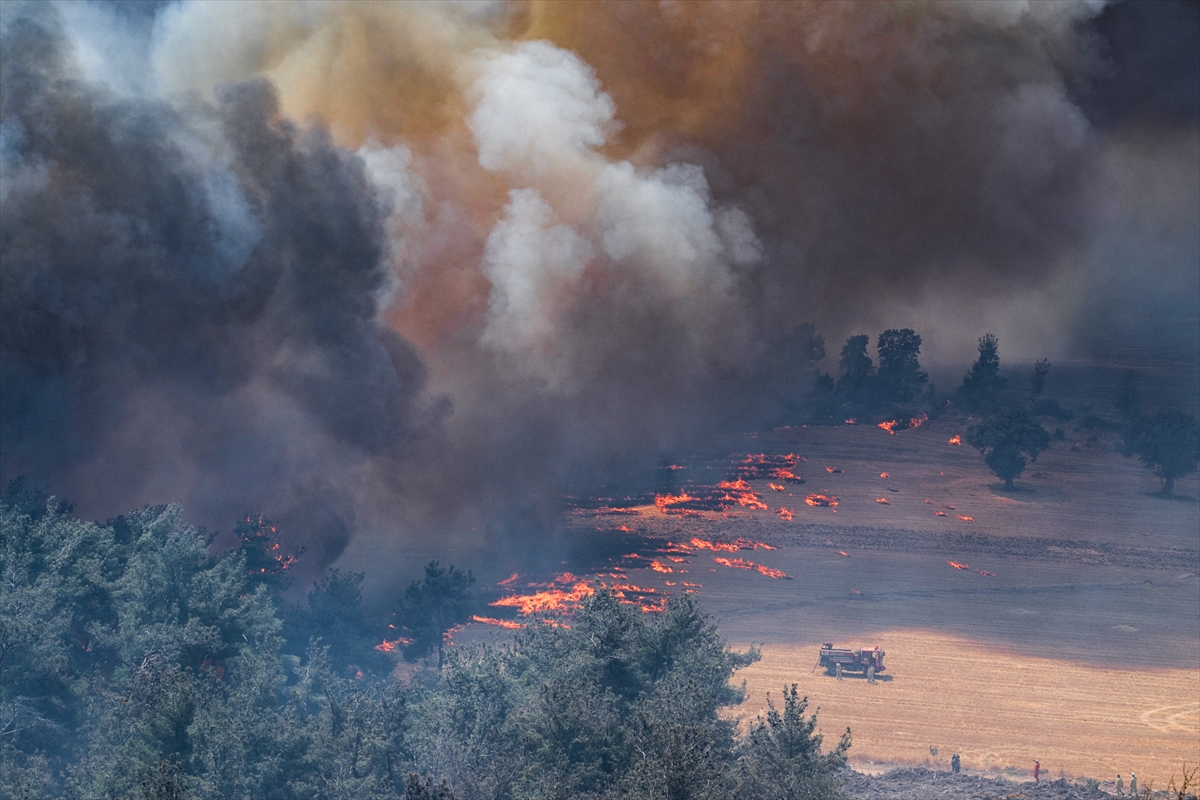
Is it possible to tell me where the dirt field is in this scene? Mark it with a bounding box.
[734,631,1199,787]
[553,417,1200,787]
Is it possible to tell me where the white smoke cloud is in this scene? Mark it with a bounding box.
[467,40,761,384]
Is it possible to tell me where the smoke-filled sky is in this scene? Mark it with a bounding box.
[2,0,1197,574]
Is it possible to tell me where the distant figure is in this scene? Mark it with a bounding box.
[1033,760,1040,783]
[835,662,843,681]
[1130,772,1137,796]
[1116,773,1124,796]
[951,754,960,774]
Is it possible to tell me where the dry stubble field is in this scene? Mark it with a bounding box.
[570,418,1200,787]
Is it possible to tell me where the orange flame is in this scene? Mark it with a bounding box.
[825,466,843,473]
[934,510,949,517]
[948,561,970,570]
[838,551,851,557]
[491,579,595,615]
[880,472,889,478]
[776,507,794,521]
[498,573,519,586]
[768,483,785,491]
[875,497,889,504]
[804,493,839,507]
[471,615,523,630]
[948,434,962,445]
[713,557,793,579]
[878,414,929,435]
[654,492,694,512]
[688,536,776,551]
[650,560,674,573]
[957,515,974,522]
[845,418,857,425]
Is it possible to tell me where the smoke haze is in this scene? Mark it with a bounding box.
[2,0,1196,578]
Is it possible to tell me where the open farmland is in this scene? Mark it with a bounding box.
[550,417,1200,787]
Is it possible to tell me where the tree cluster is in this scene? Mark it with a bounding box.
[1,488,850,800]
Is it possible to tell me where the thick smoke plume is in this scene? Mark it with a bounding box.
[2,1,1196,580]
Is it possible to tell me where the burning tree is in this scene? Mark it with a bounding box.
[1121,410,1200,498]
[394,562,475,668]
[959,333,1008,412]
[966,409,1051,489]
[876,329,928,404]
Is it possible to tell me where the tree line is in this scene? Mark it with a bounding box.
[0,485,850,800]
[782,326,1198,496]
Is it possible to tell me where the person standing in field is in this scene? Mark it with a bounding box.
[1033,760,1040,783]
[951,754,960,774]
[1130,772,1137,796]
[1116,773,1124,796]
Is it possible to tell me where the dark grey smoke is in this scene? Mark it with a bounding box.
[0,4,443,571]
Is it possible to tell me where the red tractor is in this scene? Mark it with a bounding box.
[817,643,885,682]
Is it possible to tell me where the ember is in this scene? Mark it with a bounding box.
[875,497,890,504]
[880,472,889,478]
[934,510,949,517]
[948,434,962,445]
[804,493,839,507]
[498,573,519,586]
[650,560,674,573]
[948,561,970,570]
[957,515,975,522]
[838,551,851,557]
[845,419,857,425]
[825,467,843,473]
[471,615,522,630]
[768,483,786,491]
[776,507,794,521]
[713,557,793,579]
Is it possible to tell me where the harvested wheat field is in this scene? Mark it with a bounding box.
[733,630,1199,789]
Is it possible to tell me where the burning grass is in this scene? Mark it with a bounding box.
[713,557,793,580]
[776,507,794,521]
[804,493,839,507]
[948,561,970,570]
[875,497,890,504]
[877,413,929,435]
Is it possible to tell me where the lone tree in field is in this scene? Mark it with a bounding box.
[1121,410,1200,497]
[877,329,928,404]
[959,334,1008,412]
[394,561,475,667]
[966,409,1051,490]
[836,334,875,404]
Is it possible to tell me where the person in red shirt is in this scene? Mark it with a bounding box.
[1033,761,1040,783]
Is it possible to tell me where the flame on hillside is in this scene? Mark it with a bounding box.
[948,561,970,570]
[471,615,523,630]
[498,573,519,586]
[768,483,785,491]
[683,536,776,552]
[825,467,843,474]
[876,497,890,504]
[935,510,949,517]
[948,435,962,445]
[880,472,889,478]
[713,557,792,579]
[878,414,929,435]
[776,507,794,521]
[650,560,674,573]
[957,515,975,522]
[805,493,839,507]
